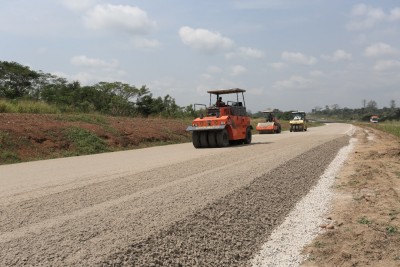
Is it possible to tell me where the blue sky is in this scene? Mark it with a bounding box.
[1,0,400,112]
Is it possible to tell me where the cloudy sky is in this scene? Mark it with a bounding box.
[1,0,400,112]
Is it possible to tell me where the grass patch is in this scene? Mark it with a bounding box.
[386,225,398,235]
[64,127,109,155]
[57,114,120,135]
[0,150,20,164]
[365,121,400,138]
[313,241,326,248]
[0,131,21,163]
[357,216,372,225]
[0,99,60,114]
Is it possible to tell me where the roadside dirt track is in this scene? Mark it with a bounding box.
[0,123,352,266]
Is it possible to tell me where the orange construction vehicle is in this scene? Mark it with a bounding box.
[186,88,252,148]
[256,110,282,134]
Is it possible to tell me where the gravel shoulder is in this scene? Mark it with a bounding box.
[0,123,354,266]
[301,126,400,267]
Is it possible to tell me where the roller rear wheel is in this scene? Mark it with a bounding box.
[244,127,252,144]
[216,129,229,147]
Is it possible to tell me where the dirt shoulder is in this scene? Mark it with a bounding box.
[301,126,400,266]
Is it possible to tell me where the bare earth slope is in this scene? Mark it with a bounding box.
[0,123,353,266]
[301,126,400,267]
[0,113,190,164]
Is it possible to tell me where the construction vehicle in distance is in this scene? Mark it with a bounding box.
[289,111,307,132]
[256,110,282,134]
[370,115,379,123]
[186,88,252,148]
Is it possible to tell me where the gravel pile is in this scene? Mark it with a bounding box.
[103,135,352,266]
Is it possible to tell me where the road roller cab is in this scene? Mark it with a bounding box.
[186,88,252,148]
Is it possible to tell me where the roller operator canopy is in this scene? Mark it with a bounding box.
[207,88,246,95]
[262,109,274,113]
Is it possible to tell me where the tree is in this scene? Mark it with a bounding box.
[331,104,340,110]
[390,99,396,109]
[366,100,378,110]
[0,61,40,99]
[362,99,367,108]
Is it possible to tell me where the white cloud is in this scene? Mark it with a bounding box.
[321,49,353,62]
[321,49,352,62]
[201,73,213,80]
[57,67,127,85]
[131,37,160,49]
[270,62,285,70]
[310,70,325,77]
[373,60,400,71]
[70,55,118,68]
[273,75,312,89]
[179,26,234,54]
[281,51,316,65]
[84,4,156,35]
[364,43,399,57]
[232,0,309,10]
[60,0,98,11]
[201,66,223,80]
[71,69,127,85]
[207,66,223,73]
[389,8,400,21]
[347,4,400,31]
[239,47,264,59]
[225,47,264,59]
[346,4,385,31]
[230,65,247,76]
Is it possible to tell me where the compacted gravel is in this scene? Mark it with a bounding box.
[0,124,352,266]
[103,136,350,266]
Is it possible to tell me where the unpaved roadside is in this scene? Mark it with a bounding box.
[301,126,400,266]
[0,124,352,266]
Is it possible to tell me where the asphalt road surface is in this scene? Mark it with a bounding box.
[0,123,353,266]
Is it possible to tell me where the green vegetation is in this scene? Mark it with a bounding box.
[0,61,194,118]
[313,241,326,248]
[64,127,109,155]
[2,60,399,122]
[357,216,372,225]
[311,100,400,122]
[0,99,60,113]
[0,131,20,163]
[370,121,400,138]
[386,225,398,235]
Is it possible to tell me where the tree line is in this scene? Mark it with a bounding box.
[1,60,399,121]
[0,61,195,117]
[311,100,400,121]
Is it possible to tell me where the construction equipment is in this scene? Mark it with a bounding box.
[186,88,252,148]
[256,110,281,134]
[289,111,307,132]
[370,115,379,123]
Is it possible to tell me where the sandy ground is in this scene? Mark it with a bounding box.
[0,123,353,266]
[301,126,400,266]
